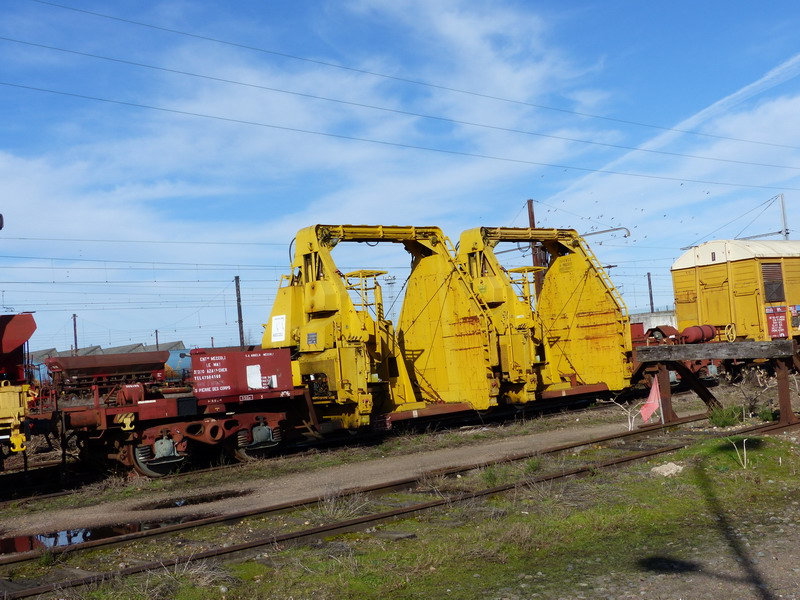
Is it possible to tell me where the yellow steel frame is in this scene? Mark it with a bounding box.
[457,227,632,396]
[263,224,632,431]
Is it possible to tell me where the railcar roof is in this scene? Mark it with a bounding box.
[672,239,800,270]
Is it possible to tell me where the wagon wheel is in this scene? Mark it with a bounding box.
[131,440,186,477]
[231,445,272,462]
[228,424,280,462]
[724,323,736,342]
[132,449,186,477]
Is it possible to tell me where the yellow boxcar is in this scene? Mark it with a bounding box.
[672,240,800,341]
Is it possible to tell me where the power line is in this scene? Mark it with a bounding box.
[76,323,256,336]
[0,264,272,272]
[2,80,797,192]
[0,262,412,272]
[733,197,778,239]
[0,279,280,284]
[0,253,285,268]
[0,269,409,284]
[5,35,800,167]
[29,304,264,313]
[23,300,269,307]
[685,196,777,247]
[0,235,287,246]
[0,287,277,297]
[9,290,278,300]
[22,0,800,151]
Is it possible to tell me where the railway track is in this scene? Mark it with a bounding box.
[0,412,705,564]
[0,396,625,508]
[3,413,792,599]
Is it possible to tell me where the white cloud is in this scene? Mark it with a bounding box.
[3,0,800,345]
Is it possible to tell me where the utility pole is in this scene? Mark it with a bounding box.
[734,194,791,242]
[234,276,245,349]
[72,313,78,356]
[526,198,536,229]
[527,199,544,296]
[647,272,655,312]
[155,329,160,350]
[780,193,789,240]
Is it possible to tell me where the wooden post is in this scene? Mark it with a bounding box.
[527,199,544,297]
[235,275,245,350]
[72,313,78,356]
[657,363,679,423]
[775,357,798,425]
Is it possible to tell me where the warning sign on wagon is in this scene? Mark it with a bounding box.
[766,306,788,339]
[191,349,292,399]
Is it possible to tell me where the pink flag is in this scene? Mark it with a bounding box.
[640,380,661,423]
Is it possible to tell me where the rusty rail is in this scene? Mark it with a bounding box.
[0,412,708,568]
[3,417,796,598]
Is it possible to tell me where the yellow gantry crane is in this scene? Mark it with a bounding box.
[263,224,632,434]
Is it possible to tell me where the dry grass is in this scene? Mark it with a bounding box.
[415,472,473,496]
[301,491,372,523]
[54,558,235,600]
[80,473,137,495]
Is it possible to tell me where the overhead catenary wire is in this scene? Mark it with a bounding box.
[28,303,253,313]
[3,286,275,306]
[0,253,285,268]
[2,81,797,193]
[0,287,276,297]
[0,264,272,272]
[733,196,779,239]
[684,196,780,247]
[1,235,288,246]
[21,0,800,152]
[3,36,800,172]
[0,279,281,285]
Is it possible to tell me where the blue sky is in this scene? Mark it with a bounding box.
[2,0,800,351]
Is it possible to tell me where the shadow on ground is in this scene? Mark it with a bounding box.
[636,440,775,600]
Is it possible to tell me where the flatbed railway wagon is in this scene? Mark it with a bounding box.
[27,347,308,476]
